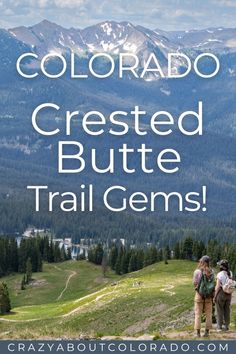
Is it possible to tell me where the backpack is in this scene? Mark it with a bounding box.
[222,277,236,294]
[198,271,215,298]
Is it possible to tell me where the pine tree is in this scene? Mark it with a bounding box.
[207,239,220,266]
[95,244,103,265]
[18,238,27,272]
[143,248,151,267]
[183,237,193,260]
[67,247,72,260]
[136,249,144,270]
[48,238,54,263]
[128,252,137,273]
[26,258,32,284]
[109,245,118,270]
[88,247,95,263]
[101,251,108,277]
[54,243,62,262]
[192,240,206,261]
[163,249,168,265]
[121,249,131,274]
[158,248,163,262]
[9,238,18,272]
[37,252,43,272]
[21,275,26,290]
[174,242,180,259]
[165,245,171,260]
[149,246,158,264]
[0,282,11,314]
[43,236,50,261]
[115,248,123,275]
[61,245,67,261]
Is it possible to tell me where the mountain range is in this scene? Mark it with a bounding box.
[0,20,236,221]
[7,20,236,55]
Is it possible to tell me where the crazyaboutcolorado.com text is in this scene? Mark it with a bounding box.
[7,341,229,353]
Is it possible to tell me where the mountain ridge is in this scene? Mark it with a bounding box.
[7,19,236,56]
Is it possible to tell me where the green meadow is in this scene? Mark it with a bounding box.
[0,260,235,339]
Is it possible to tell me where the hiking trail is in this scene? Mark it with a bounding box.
[160,284,175,296]
[56,271,77,301]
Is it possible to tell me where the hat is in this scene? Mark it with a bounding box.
[217,259,229,269]
[200,255,210,264]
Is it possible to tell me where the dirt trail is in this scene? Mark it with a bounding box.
[101,334,154,340]
[163,328,236,340]
[63,288,117,317]
[102,329,236,341]
[56,271,77,301]
[160,284,175,296]
[54,265,62,271]
[0,317,42,323]
[0,287,115,322]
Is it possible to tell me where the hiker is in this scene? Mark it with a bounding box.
[193,255,215,337]
[214,259,235,331]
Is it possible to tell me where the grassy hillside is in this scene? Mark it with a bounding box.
[0,260,235,339]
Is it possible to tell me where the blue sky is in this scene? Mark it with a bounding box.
[0,0,236,30]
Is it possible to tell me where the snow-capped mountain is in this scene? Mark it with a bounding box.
[9,20,179,56]
[8,20,236,56]
[7,20,183,79]
[9,19,86,56]
[163,27,236,52]
[80,21,179,56]
[4,20,235,81]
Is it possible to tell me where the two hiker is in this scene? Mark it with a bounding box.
[193,255,235,337]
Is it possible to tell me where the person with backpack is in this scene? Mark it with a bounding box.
[214,260,235,331]
[193,255,215,337]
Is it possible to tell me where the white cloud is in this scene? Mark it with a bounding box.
[38,0,49,8]
[212,0,236,7]
[0,0,236,30]
[0,0,86,8]
[4,8,14,15]
[53,0,86,8]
